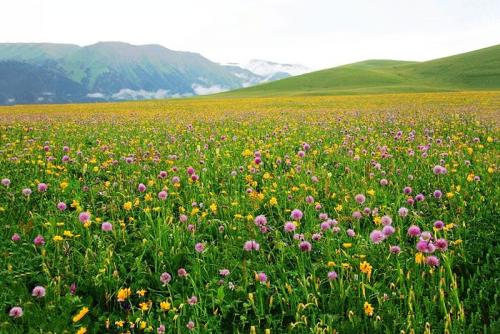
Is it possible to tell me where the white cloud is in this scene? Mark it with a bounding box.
[111,89,171,100]
[86,92,106,98]
[191,84,228,95]
[0,1,499,69]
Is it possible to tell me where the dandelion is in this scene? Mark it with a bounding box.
[32,286,46,298]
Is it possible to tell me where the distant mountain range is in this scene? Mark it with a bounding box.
[0,42,309,105]
[221,44,500,97]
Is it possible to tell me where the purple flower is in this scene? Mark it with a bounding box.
[160,272,172,284]
[9,306,23,318]
[426,255,440,267]
[37,183,48,192]
[177,268,188,277]
[327,271,338,281]
[186,321,195,331]
[347,229,356,237]
[434,220,444,230]
[407,225,421,237]
[290,209,303,221]
[11,233,21,242]
[138,183,147,192]
[79,211,91,223]
[195,242,205,253]
[32,286,46,298]
[370,230,385,244]
[243,240,260,251]
[355,194,366,204]
[57,202,67,211]
[381,215,392,226]
[101,222,113,231]
[158,190,168,200]
[219,269,230,276]
[1,178,11,187]
[33,235,45,246]
[398,207,409,217]
[435,238,448,251]
[187,295,198,305]
[299,241,312,252]
[389,245,401,254]
[256,272,267,283]
[382,225,395,236]
[22,188,32,196]
[254,215,267,226]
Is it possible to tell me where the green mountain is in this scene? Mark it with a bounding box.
[220,44,500,97]
[0,42,299,104]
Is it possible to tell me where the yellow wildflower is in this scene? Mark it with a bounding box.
[364,301,374,316]
[360,261,372,277]
[72,307,89,323]
[123,201,132,211]
[160,301,171,311]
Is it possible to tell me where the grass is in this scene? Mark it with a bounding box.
[0,91,499,333]
[219,44,500,97]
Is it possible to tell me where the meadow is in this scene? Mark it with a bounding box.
[0,91,499,333]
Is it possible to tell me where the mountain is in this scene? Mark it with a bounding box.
[220,44,500,97]
[0,42,307,105]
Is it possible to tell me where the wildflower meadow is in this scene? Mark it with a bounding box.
[0,92,498,333]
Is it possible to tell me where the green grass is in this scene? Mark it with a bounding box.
[220,44,500,97]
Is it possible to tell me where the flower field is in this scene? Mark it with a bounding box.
[0,91,498,333]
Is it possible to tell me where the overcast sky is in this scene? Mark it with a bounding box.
[1,0,499,70]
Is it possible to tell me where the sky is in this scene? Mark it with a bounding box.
[0,0,499,70]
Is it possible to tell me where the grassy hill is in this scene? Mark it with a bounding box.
[220,44,500,97]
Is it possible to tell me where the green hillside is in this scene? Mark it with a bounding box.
[220,44,500,97]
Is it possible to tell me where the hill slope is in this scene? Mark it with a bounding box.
[220,44,500,97]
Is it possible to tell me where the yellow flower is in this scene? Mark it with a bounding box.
[72,307,89,323]
[415,252,425,264]
[160,301,171,311]
[63,230,74,237]
[139,301,151,311]
[60,181,68,190]
[136,289,147,297]
[117,288,132,302]
[360,261,372,277]
[210,203,217,213]
[327,261,336,267]
[76,328,87,334]
[140,321,147,329]
[53,235,63,242]
[342,243,352,248]
[269,197,278,206]
[123,201,132,211]
[367,189,375,196]
[115,320,125,327]
[364,301,374,316]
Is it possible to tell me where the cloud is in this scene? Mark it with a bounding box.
[87,92,106,99]
[111,89,171,100]
[191,84,228,95]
